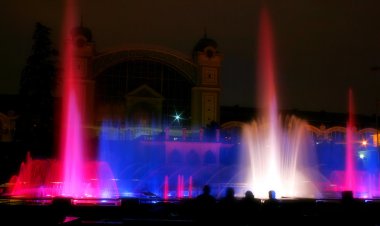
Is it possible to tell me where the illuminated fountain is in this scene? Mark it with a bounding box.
[97,120,220,199]
[9,2,380,203]
[344,88,357,195]
[240,6,322,199]
[327,89,380,198]
[8,3,323,201]
[8,0,119,200]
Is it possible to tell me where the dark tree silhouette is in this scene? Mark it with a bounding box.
[17,22,58,157]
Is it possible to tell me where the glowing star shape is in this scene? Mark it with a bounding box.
[172,112,183,123]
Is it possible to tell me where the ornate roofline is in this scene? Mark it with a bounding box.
[92,44,198,83]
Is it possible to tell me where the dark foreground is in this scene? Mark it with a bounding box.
[1,196,380,226]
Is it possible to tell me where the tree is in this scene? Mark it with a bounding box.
[17,22,58,157]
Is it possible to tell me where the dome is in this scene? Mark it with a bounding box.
[193,34,218,52]
[71,25,93,42]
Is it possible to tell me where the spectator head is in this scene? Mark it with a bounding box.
[203,185,211,194]
[268,190,276,199]
[245,190,254,199]
[226,187,235,198]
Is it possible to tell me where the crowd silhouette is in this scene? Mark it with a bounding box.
[189,185,376,226]
[1,184,378,226]
[193,185,264,225]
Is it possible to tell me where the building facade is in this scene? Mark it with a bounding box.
[1,26,380,198]
[68,26,223,138]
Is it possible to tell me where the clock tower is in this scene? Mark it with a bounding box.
[191,33,223,129]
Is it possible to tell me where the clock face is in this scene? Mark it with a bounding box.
[203,68,217,85]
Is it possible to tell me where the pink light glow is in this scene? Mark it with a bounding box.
[188,176,193,198]
[164,175,169,200]
[7,0,111,199]
[56,0,118,198]
[257,6,278,117]
[59,0,85,198]
[344,88,356,193]
[8,152,119,198]
[177,174,184,198]
[9,152,62,197]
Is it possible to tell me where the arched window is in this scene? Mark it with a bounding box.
[204,150,216,164]
[168,149,183,164]
[186,149,200,166]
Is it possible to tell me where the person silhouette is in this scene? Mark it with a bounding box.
[196,185,216,204]
[218,187,239,223]
[194,184,217,222]
[263,190,280,218]
[240,190,261,224]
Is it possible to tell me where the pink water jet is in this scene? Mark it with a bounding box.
[344,88,356,193]
[58,0,87,198]
[163,175,169,200]
[188,176,193,198]
[177,174,184,198]
[9,0,119,199]
[58,0,119,199]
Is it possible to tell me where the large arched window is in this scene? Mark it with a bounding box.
[95,60,193,128]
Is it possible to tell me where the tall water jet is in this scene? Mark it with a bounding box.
[345,88,356,194]
[241,6,321,199]
[57,0,118,199]
[342,88,379,198]
[58,0,86,197]
[7,0,87,198]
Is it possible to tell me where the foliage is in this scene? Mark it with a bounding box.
[16,22,58,157]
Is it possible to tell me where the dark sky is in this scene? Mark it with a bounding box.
[2,0,380,116]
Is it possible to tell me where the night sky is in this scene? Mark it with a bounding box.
[2,0,380,116]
